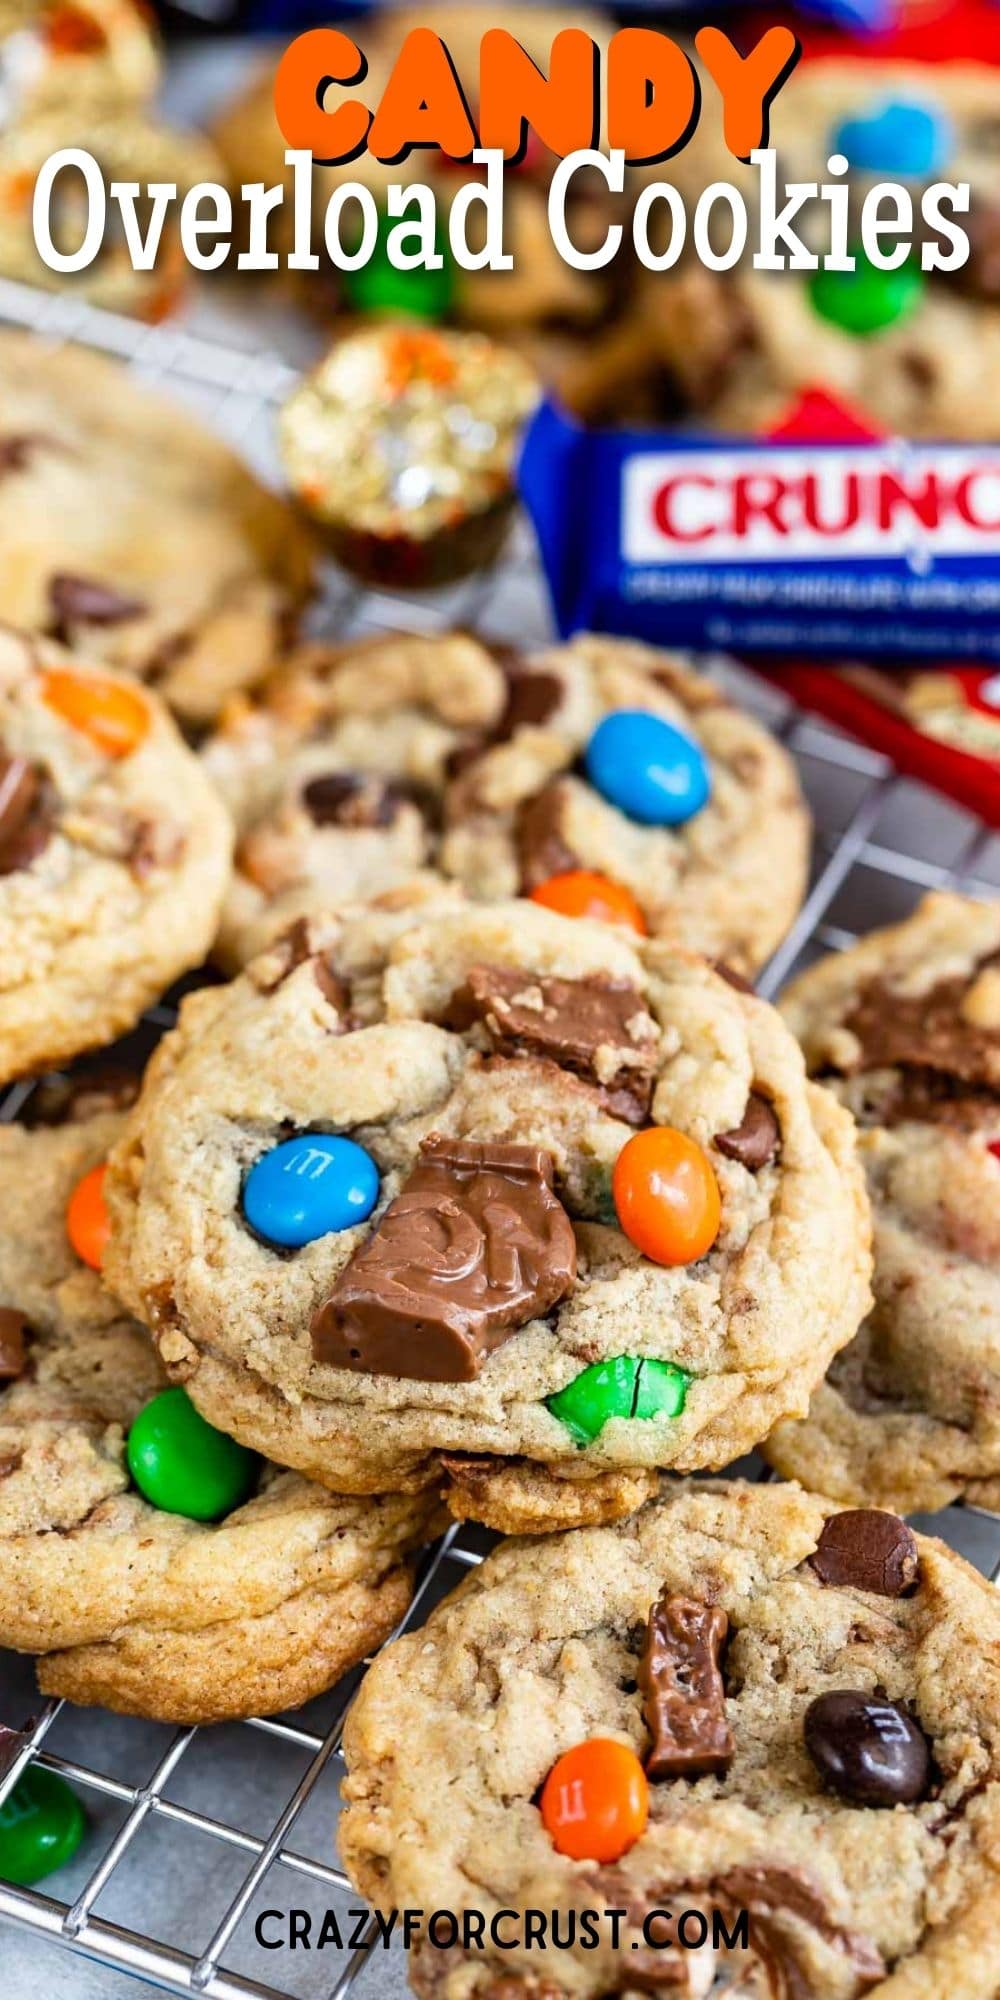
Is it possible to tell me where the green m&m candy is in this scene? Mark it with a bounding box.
[810,255,924,337]
[546,1356,690,1446]
[0,1768,86,1885]
[342,207,456,322]
[127,1388,258,1522]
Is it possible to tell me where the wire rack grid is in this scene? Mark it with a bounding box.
[0,273,998,2000]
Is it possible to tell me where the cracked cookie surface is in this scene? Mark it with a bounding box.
[340,1477,1000,2000]
[104,896,870,1532]
[768,892,1000,1513]
[0,1104,440,1723]
[203,630,809,978]
[0,625,232,1084]
[0,331,314,725]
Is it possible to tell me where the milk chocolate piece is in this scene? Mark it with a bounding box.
[811,1510,919,1598]
[844,956,1000,1096]
[714,1092,780,1170]
[499,666,563,736]
[311,1136,576,1382]
[444,964,657,1125]
[0,1307,30,1380]
[516,781,579,890]
[302,772,407,829]
[0,755,55,874]
[638,1589,734,1780]
[0,435,46,475]
[49,573,146,628]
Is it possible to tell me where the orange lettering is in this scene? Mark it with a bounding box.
[694,25,800,160]
[368,30,477,162]
[607,30,699,164]
[273,29,371,164]
[478,28,598,162]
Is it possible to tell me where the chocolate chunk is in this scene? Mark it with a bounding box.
[516,781,579,890]
[0,1307,30,1380]
[256,918,352,1017]
[957,198,1000,301]
[49,573,146,628]
[498,666,563,736]
[811,1510,919,1598]
[443,965,658,1125]
[301,771,407,829]
[0,1452,23,1480]
[638,1588,734,1780]
[843,955,1000,1103]
[0,435,46,475]
[311,1136,576,1382]
[714,1092,779,1170]
[711,1867,886,1995]
[804,1691,931,1807]
[0,755,55,874]
[711,960,754,994]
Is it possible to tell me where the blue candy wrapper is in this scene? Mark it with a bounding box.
[518,398,1000,662]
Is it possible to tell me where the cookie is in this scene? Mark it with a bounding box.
[104,897,871,1533]
[280,327,540,587]
[341,1477,1000,2000]
[0,625,232,1084]
[0,1,159,124]
[0,331,315,726]
[759,58,1000,307]
[561,260,1000,443]
[0,108,222,321]
[0,1104,440,1724]
[203,630,810,978]
[767,891,1000,1515]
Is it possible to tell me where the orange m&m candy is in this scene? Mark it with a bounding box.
[540,1738,648,1863]
[66,1164,110,1271]
[613,1127,721,1266]
[530,869,647,935]
[41,669,149,759]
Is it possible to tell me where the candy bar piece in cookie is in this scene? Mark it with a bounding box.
[0,627,232,1084]
[341,1477,1000,2000]
[104,898,871,1534]
[203,629,809,977]
[0,331,314,726]
[0,1105,440,1724]
[768,891,1000,1514]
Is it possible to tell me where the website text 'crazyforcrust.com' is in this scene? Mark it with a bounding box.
[253,1904,752,1953]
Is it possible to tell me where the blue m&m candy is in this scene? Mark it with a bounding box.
[832,98,953,179]
[584,710,711,827]
[242,1134,379,1249]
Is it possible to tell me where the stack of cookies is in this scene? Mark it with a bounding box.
[0,330,998,2000]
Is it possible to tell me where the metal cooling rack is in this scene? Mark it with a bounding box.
[0,273,999,2000]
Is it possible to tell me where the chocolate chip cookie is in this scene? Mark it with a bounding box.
[203,630,809,978]
[104,897,871,1533]
[0,331,314,726]
[0,625,233,1084]
[0,1102,441,1724]
[341,1477,1000,2000]
[768,892,1000,1514]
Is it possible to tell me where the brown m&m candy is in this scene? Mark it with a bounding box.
[638,1588,734,1780]
[804,1692,931,1807]
[811,1510,920,1598]
[311,1136,576,1383]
